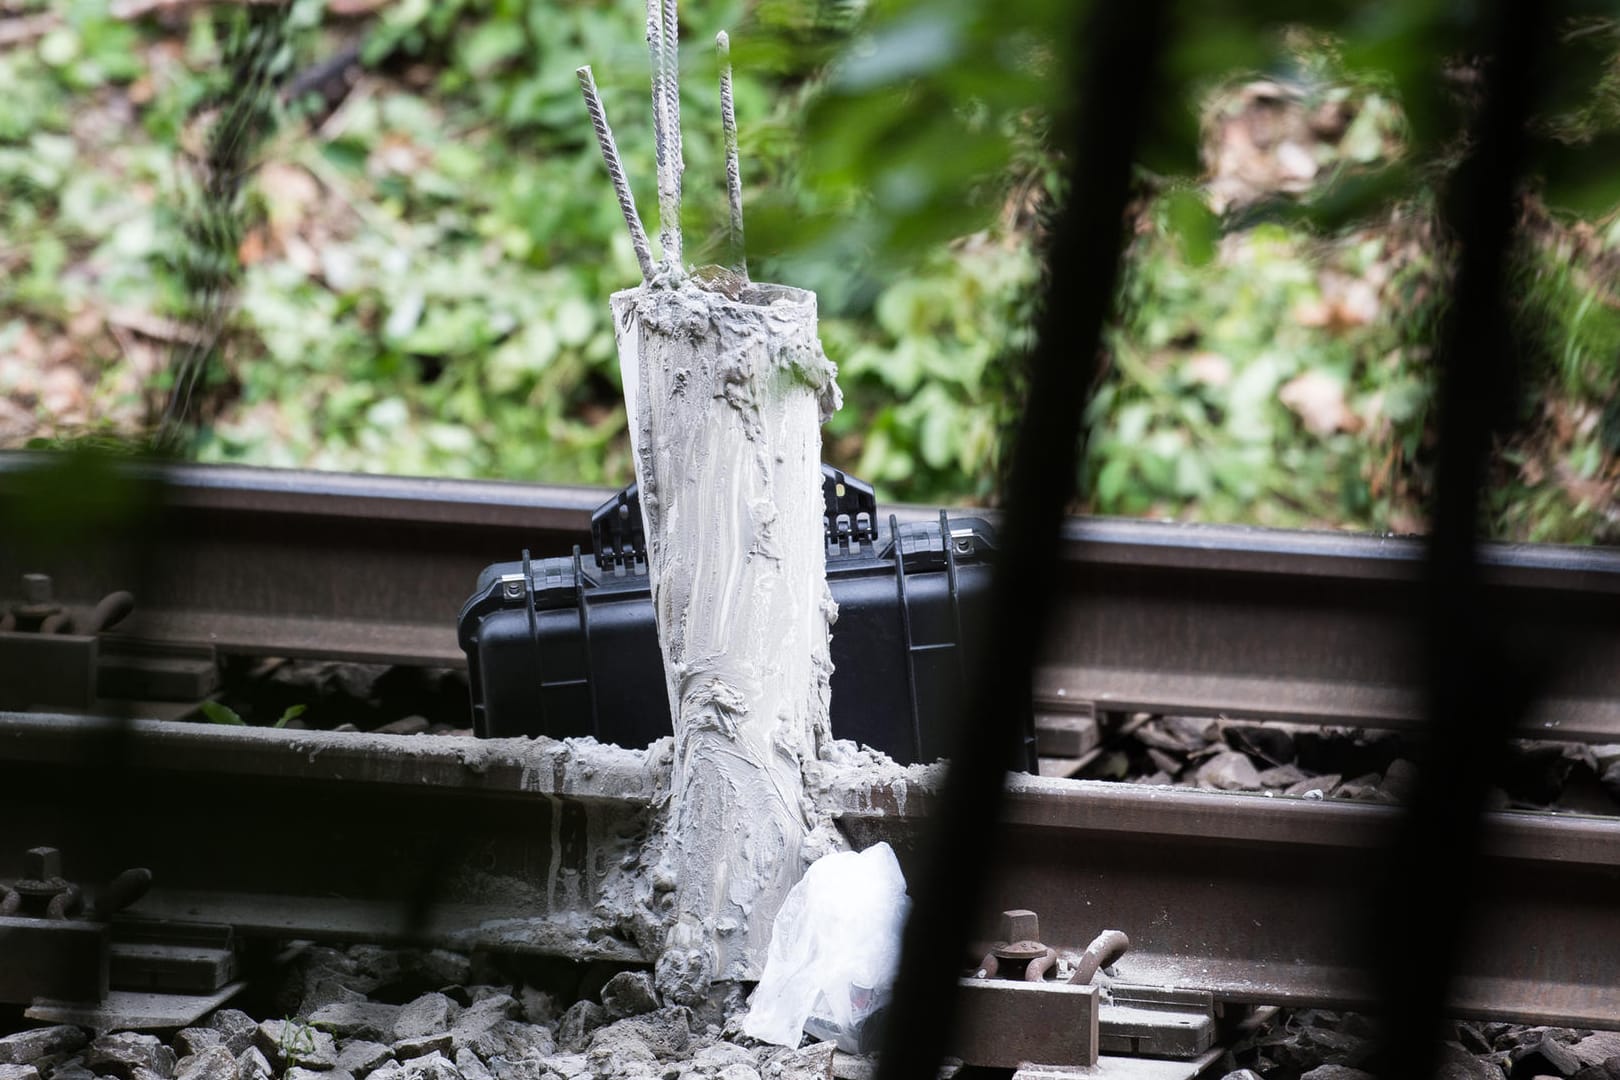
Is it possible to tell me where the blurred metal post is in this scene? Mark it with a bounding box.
[1369,4,1555,1079]
[871,3,1167,1079]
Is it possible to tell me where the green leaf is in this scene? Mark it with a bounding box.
[1095,456,1132,507]
[460,20,527,77]
[201,701,246,725]
[273,704,307,728]
[1164,189,1217,267]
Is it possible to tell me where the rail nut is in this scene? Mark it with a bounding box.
[24,846,62,880]
[21,574,53,605]
[1000,909,1040,944]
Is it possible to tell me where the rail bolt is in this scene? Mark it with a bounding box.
[21,574,53,605]
[24,846,61,880]
[13,573,66,629]
[14,845,73,916]
[976,908,1059,982]
[1000,909,1040,943]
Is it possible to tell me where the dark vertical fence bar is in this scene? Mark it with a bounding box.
[871,3,1168,1079]
[1371,4,1555,1078]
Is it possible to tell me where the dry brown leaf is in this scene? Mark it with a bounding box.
[259,161,320,241]
[1184,351,1233,387]
[238,226,269,267]
[0,395,34,444]
[1279,370,1358,437]
[1334,280,1379,327]
[1274,141,1318,183]
[39,365,86,418]
[1294,298,1333,328]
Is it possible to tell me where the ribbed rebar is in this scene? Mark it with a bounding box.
[717,30,745,278]
[645,0,674,268]
[658,0,683,268]
[576,65,655,281]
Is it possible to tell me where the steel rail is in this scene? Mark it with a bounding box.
[2,713,1615,1027]
[2,460,1619,737]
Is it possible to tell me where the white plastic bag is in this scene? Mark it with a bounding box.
[741,841,910,1050]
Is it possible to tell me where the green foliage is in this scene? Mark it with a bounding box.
[278,1017,318,1066]
[2,0,1617,545]
[1091,208,1438,529]
[201,700,305,727]
[186,0,842,481]
[826,236,1037,503]
[199,700,245,725]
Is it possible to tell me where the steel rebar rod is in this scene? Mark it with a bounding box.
[716,31,745,277]
[644,0,673,268]
[576,65,655,280]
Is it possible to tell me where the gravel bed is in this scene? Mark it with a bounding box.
[1214,1008,1620,1080]
[205,662,1620,820]
[210,661,473,735]
[3,946,1614,1080]
[1077,716,1620,816]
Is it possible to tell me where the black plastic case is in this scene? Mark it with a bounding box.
[457,467,1010,766]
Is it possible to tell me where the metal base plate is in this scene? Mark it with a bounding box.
[1015,1045,1227,1080]
[27,982,246,1030]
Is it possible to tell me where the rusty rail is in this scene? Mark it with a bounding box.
[1,713,1616,1027]
[2,460,1618,737]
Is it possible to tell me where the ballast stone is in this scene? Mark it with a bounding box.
[172,1033,222,1061]
[556,1004,606,1053]
[691,1045,754,1073]
[174,1048,238,1080]
[44,1057,94,1080]
[207,1014,260,1058]
[0,1030,88,1066]
[311,1004,403,1043]
[517,990,557,1028]
[1299,1067,1376,1080]
[586,1033,657,1078]
[1434,1043,1503,1080]
[1511,1034,1582,1079]
[0,1066,43,1080]
[1198,751,1263,791]
[600,972,660,1020]
[87,1035,176,1080]
[335,1044,394,1076]
[586,1009,691,1059]
[399,1053,460,1080]
[234,1048,270,1080]
[1575,1036,1620,1070]
[478,1022,554,1063]
[449,996,524,1056]
[395,996,456,1042]
[393,1037,452,1063]
[450,1052,490,1080]
[759,1043,835,1080]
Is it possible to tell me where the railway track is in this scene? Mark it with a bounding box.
[2,460,1618,1037]
[2,458,1618,738]
[1,713,1616,1030]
